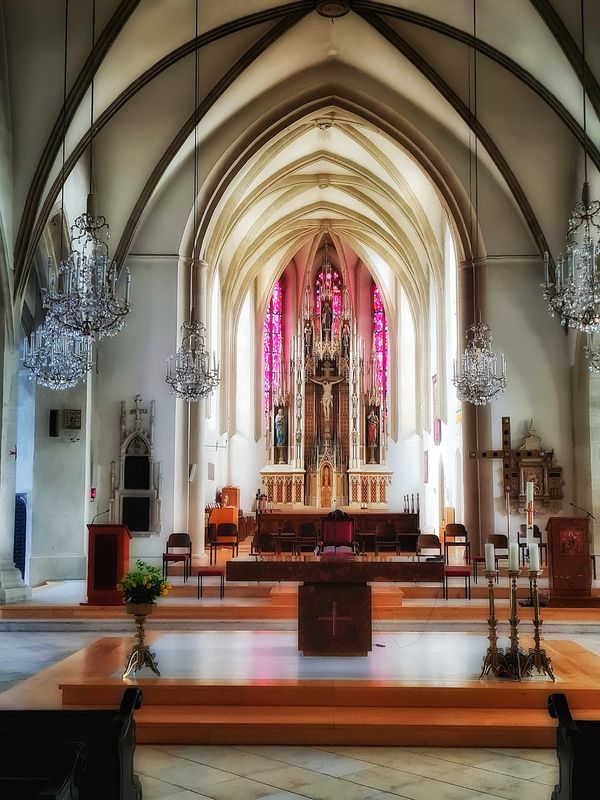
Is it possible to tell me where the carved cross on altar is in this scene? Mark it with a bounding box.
[129,394,147,431]
[317,600,352,637]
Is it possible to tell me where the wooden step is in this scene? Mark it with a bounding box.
[133,704,560,746]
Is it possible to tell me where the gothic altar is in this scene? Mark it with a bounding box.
[260,238,391,509]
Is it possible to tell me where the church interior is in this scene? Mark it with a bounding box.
[2,0,600,797]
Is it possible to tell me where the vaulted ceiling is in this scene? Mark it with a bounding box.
[4,0,599,322]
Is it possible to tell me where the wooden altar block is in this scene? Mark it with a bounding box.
[546,517,599,607]
[86,524,131,606]
[298,583,371,656]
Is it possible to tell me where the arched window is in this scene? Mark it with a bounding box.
[264,279,283,413]
[373,283,388,405]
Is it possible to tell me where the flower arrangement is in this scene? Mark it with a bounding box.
[117,559,170,605]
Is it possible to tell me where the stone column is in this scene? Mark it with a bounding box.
[457,259,493,556]
[188,258,208,558]
[172,256,192,533]
[0,344,31,602]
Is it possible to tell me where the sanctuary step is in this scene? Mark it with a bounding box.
[52,637,600,748]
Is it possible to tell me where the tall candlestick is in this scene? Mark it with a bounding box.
[485,543,495,572]
[508,543,519,572]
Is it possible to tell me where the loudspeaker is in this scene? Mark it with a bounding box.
[49,409,60,437]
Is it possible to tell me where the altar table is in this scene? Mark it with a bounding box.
[226,558,444,656]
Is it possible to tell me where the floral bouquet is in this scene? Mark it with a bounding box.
[117,559,170,605]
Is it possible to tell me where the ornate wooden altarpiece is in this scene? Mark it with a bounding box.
[260,237,391,509]
[109,394,162,535]
[469,416,563,511]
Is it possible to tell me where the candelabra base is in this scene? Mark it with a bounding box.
[480,648,513,679]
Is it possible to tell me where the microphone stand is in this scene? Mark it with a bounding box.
[91,509,110,524]
[569,502,596,521]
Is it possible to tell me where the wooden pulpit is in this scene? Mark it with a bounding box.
[546,516,599,607]
[86,524,131,605]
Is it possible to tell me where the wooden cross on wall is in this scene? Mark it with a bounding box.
[468,416,544,498]
[468,416,515,493]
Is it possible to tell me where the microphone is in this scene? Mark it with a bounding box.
[91,509,110,524]
[569,502,596,521]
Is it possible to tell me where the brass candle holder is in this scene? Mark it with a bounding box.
[505,569,532,680]
[523,569,555,681]
[480,569,512,678]
[123,604,160,679]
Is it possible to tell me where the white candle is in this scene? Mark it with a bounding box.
[509,543,519,572]
[529,543,540,572]
[526,481,534,505]
[485,543,495,572]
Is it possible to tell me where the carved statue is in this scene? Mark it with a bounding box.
[274,407,287,447]
[367,409,378,447]
[309,373,344,422]
[321,297,332,337]
[303,319,313,357]
[341,321,350,358]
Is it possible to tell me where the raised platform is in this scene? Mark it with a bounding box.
[2,631,600,747]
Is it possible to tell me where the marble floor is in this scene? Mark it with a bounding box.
[0,579,578,798]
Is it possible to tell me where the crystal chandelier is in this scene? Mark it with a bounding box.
[453,322,506,406]
[42,0,130,339]
[165,320,219,401]
[543,0,600,335]
[584,334,600,372]
[23,314,93,390]
[542,184,600,332]
[165,0,219,403]
[42,195,131,338]
[452,2,507,406]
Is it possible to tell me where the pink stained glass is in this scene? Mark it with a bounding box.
[264,280,283,413]
[372,284,388,402]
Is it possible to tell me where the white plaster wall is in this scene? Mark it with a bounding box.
[228,291,264,511]
[29,379,88,585]
[485,257,574,537]
[93,255,177,569]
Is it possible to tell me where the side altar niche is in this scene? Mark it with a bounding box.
[261,241,391,509]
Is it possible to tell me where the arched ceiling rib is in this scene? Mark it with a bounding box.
[6,0,600,314]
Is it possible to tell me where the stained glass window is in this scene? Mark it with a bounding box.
[264,279,283,413]
[373,283,388,403]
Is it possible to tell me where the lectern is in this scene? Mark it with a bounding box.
[86,524,131,605]
[546,517,599,607]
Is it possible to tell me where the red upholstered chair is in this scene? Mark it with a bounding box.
[443,565,471,600]
[319,518,357,557]
[162,532,192,581]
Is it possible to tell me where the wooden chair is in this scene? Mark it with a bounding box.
[209,522,239,564]
[196,566,225,599]
[162,532,192,581]
[444,523,467,540]
[443,565,471,600]
[375,521,400,555]
[251,530,277,556]
[548,692,600,800]
[444,539,471,565]
[416,533,442,561]
[517,523,547,566]
[295,521,318,554]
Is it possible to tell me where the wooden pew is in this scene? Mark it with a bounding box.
[0,741,86,799]
[548,692,596,800]
[0,688,142,800]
